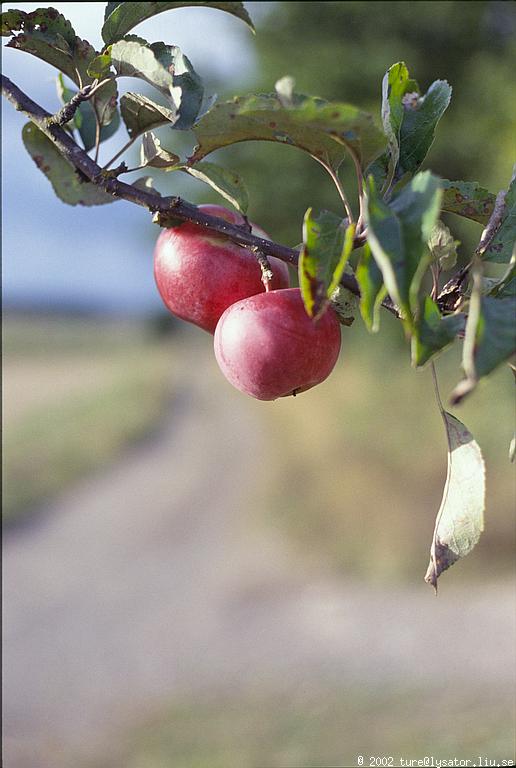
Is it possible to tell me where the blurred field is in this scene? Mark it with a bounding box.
[3,315,174,522]
[3,311,514,580]
[94,684,514,768]
[3,313,514,768]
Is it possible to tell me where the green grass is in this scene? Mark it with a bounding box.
[3,316,174,522]
[2,315,152,357]
[90,684,515,768]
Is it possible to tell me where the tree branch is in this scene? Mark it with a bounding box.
[2,74,399,315]
[49,83,93,126]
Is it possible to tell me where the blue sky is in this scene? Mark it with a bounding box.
[2,3,267,314]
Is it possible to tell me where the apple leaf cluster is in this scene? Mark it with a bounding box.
[2,2,515,590]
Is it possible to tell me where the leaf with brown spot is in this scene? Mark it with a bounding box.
[22,122,115,206]
[191,92,385,171]
[2,8,96,86]
[441,180,496,225]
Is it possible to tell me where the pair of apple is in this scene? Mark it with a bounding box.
[153,205,341,400]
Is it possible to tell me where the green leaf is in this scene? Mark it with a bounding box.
[379,62,419,189]
[482,170,516,264]
[150,41,203,129]
[104,2,123,21]
[191,92,386,172]
[299,209,355,319]
[364,171,442,329]
[109,39,203,129]
[57,75,119,152]
[396,78,451,180]
[441,180,496,225]
[91,77,119,127]
[3,8,96,86]
[109,39,175,96]
[120,92,177,137]
[451,266,516,403]
[469,296,516,378]
[102,1,254,45]
[367,73,451,189]
[356,242,386,332]
[427,219,459,271]
[328,223,355,297]
[22,122,115,206]
[411,297,465,367]
[180,161,249,214]
[56,72,76,107]
[425,412,485,591]
[86,50,113,79]
[140,131,180,168]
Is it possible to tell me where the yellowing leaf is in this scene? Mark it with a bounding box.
[299,209,354,319]
[425,412,485,591]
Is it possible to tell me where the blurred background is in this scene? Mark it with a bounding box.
[3,2,515,767]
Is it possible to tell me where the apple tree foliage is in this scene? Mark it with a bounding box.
[2,2,515,591]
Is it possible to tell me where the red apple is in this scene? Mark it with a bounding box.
[214,288,341,400]
[153,204,290,333]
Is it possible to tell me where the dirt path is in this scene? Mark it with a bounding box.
[3,341,515,767]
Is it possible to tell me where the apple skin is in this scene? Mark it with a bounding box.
[214,288,341,400]
[153,204,290,333]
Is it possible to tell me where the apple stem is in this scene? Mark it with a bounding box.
[252,248,274,291]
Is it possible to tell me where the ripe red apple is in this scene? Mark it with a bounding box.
[214,288,341,400]
[153,204,290,333]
